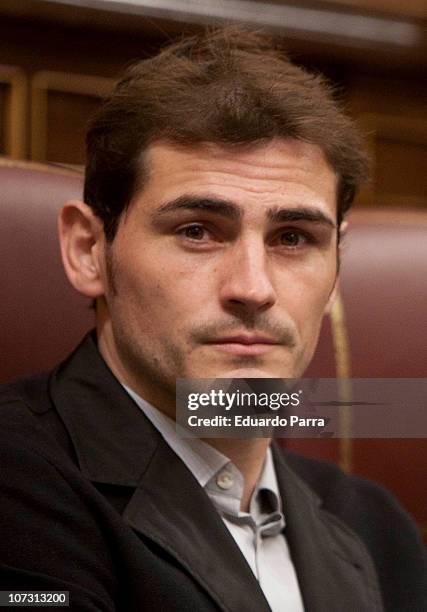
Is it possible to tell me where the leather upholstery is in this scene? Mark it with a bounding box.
[0,158,93,383]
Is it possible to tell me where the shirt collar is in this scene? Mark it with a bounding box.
[124,384,284,533]
[124,384,229,487]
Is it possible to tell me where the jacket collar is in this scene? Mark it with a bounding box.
[50,331,160,486]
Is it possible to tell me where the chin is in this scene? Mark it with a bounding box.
[189,354,301,380]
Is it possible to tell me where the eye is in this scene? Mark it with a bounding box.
[279,230,306,247]
[180,224,207,240]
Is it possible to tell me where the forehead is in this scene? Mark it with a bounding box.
[136,138,337,218]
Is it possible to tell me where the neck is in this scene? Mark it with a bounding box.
[96,322,272,511]
[203,437,271,512]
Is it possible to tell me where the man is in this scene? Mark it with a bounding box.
[0,28,425,611]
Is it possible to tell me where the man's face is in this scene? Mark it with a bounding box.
[97,138,338,409]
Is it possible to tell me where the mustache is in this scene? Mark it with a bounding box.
[190,318,297,348]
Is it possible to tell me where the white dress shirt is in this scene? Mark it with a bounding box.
[124,385,305,612]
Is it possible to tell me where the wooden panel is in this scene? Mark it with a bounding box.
[46,90,104,165]
[321,0,427,19]
[359,114,427,207]
[0,82,7,154]
[0,65,27,158]
[375,137,426,205]
[31,71,115,163]
[346,76,427,208]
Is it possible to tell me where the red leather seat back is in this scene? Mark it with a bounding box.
[0,159,93,383]
[306,207,427,378]
[340,209,426,377]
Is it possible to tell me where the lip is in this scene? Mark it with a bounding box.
[206,335,279,356]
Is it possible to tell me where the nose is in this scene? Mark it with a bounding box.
[219,236,277,316]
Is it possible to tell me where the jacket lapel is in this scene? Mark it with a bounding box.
[50,333,270,612]
[272,444,383,612]
[123,439,271,612]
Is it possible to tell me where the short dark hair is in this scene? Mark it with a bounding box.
[84,26,368,242]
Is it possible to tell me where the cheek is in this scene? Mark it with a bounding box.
[282,262,336,325]
[116,255,205,326]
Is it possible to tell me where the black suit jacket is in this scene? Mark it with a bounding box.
[0,333,425,611]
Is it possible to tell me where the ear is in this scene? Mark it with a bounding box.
[58,200,106,298]
[324,220,348,315]
[338,220,348,243]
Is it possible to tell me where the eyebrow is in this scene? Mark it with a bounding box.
[152,195,336,228]
[152,196,241,220]
[267,207,336,228]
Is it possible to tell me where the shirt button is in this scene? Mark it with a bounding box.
[216,471,234,490]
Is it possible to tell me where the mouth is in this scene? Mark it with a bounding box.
[205,335,280,356]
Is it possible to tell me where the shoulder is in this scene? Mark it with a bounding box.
[0,373,50,437]
[0,373,80,486]
[279,447,427,608]
[0,371,51,412]
[0,376,120,605]
[0,369,83,464]
[280,447,417,526]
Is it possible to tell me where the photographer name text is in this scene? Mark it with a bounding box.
[186,414,325,428]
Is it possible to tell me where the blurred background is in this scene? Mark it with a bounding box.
[0,0,425,208]
[0,0,425,541]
